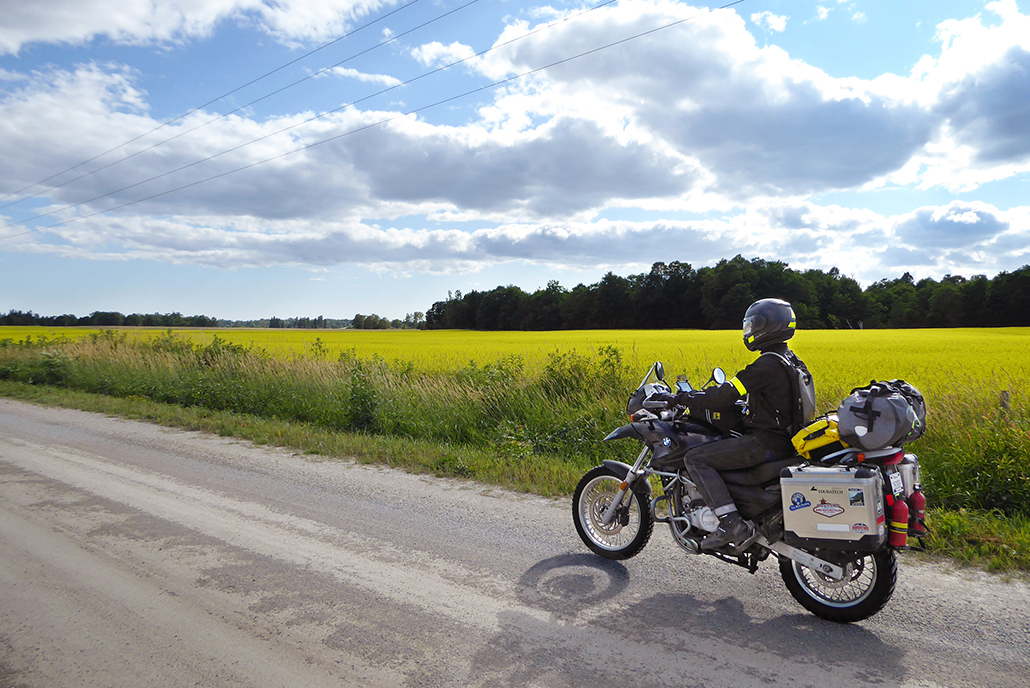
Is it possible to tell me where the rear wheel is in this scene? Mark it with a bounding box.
[572,466,653,560]
[780,548,897,623]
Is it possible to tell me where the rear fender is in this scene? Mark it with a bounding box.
[601,460,653,497]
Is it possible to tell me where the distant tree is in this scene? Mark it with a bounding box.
[983,266,1030,326]
[926,280,963,327]
[628,261,704,328]
[421,260,1030,331]
[86,311,125,326]
[0,310,37,326]
[799,267,867,328]
[473,285,529,330]
[352,313,393,329]
[700,257,756,329]
[424,304,445,329]
[524,281,566,330]
[559,284,594,330]
[959,275,990,327]
[864,273,918,328]
[585,273,629,328]
[403,312,426,329]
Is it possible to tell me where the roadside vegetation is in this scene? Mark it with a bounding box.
[1,327,1027,573]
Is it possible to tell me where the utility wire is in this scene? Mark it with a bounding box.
[1,0,747,241]
[0,0,429,208]
[0,0,481,214]
[2,0,618,231]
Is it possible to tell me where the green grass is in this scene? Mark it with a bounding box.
[2,379,1027,574]
[1,326,1028,574]
[917,508,1030,573]
[0,379,589,497]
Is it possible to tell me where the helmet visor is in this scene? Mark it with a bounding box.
[742,315,755,337]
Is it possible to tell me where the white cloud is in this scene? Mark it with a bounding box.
[411,41,476,67]
[254,0,396,45]
[2,0,1030,286]
[471,1,933,198]
[11,199,1024,288]
[893,201,1009,250]
[327,67,402,86]
[0,64,154,194]
[751,12,787,33]
[0,0,396,55]
[0,0,251,54]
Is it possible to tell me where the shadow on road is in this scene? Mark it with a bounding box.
[515,553,630,620]
[486,552,908,687]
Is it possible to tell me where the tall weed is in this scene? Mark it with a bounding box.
[0,329,1027,516]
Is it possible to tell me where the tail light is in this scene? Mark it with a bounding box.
[883,450,905,466]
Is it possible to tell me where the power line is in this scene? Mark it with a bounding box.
[1,0,747,242]
[0,0,429,208]
[2,0,617,231]
[0,0,481,215]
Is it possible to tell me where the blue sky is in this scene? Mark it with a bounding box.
[2,0,1029,321]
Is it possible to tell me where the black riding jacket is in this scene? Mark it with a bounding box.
[678,343,809,438]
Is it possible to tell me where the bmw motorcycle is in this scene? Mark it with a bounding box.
[571,362,926,623]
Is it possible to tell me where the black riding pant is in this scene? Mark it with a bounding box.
[682,432,792,516]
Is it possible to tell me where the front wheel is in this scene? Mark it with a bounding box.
[779,548,897,623]
[572,466,653,560]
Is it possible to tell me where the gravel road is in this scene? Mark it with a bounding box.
[1,398,1028,688]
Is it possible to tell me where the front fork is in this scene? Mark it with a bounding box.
[600,446,651,526]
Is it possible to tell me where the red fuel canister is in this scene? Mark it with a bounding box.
[889,497,909,548]
[908,486,927,537]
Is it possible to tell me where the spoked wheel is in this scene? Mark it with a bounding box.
[780,548,898,623]
[572,466,653,560]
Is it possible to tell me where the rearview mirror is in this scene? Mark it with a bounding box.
[712,367,727,385]
[654,361,665,381]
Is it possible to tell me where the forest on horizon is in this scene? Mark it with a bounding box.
[3,256,1029,331]
[426,256,1030,331]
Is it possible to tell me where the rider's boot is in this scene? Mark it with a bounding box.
[701,511,755,550]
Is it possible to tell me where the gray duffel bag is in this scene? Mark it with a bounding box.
[837,380,926,450]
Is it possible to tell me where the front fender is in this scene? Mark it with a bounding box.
[601,460,653,497]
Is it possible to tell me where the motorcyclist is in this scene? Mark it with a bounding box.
[671,298,810,550]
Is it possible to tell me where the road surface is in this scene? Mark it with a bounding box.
[1,398,1028,687]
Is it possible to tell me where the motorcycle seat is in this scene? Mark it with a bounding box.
[721,457,798,486]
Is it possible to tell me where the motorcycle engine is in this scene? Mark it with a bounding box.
[688,505,720,533]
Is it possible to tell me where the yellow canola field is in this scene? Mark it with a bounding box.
[3,326,1027,404]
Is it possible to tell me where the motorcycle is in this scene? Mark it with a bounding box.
[571,361,926,623]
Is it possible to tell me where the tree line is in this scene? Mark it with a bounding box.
[351,312,426,329]
[0,310,219,328]
[426,256,1030,330]
[0,310,428,330]
[268,316,334,329]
